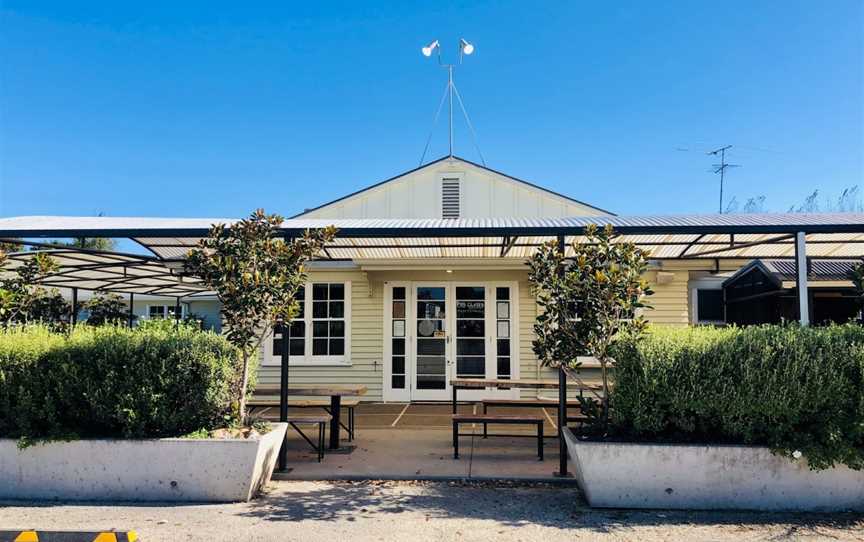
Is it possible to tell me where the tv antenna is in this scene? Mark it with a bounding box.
[708,145,741,213]
[418,38,485,166]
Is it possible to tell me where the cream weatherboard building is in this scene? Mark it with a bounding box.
[4,156,859,403]
[249,156,741,402]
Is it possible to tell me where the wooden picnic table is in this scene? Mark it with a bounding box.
[254,384,367,450]
[449,378,602,414]
[449,377,604,475]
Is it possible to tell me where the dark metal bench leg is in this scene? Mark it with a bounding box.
[318,423,327,463]
[483,403,488,438]
[324,406,353,441]
[538,422,544,461]
[453,421,459,459]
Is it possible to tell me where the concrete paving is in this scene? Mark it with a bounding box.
[272,403,570,481]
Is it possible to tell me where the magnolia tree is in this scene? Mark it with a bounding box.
[527,224,653,429]
[0,250,69,328]
[83,292,131,326]
[186,209,336,421]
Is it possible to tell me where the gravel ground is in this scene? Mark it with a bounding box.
[2,480,862,542]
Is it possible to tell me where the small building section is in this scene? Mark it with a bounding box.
[718,259,861,326]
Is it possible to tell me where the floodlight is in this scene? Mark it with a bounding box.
[422,40,440,57]
[459,39,474,55]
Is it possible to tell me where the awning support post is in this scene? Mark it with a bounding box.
[70,287,78,327]
[174,297,181,326]
[278,235,294,472]
[128,292,134,329]
[795,231,810,326]
[555,234,570,477]
[277,322,290,471]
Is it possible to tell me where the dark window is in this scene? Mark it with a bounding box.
[697,289,724,322]
[311,283,347,357]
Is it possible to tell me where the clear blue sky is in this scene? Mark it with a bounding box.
[1,1,862,220]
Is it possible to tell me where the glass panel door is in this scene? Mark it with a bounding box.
[455,286,486,380]
[413,285,449,398]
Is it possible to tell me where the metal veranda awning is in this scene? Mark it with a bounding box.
[0,245,209,297]
[1,213,863,297]
[2,213,864,263]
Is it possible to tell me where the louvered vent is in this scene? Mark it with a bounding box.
[441,178,461,219]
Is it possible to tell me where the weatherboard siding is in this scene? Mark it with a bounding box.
[256,269,385,400]
[251,264,700,402]
[643,269,691,325]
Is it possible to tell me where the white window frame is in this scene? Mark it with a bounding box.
[146,304,185,320]
[262,281,352,367]
[689,278,726,325]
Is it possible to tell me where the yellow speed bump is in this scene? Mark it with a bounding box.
[0,532,138,542]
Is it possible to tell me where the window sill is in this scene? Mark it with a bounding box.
[263,359,352,368]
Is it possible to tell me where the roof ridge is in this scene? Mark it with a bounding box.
[291,155,614,217]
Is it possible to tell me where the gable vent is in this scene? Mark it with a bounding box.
[441,178,461,219]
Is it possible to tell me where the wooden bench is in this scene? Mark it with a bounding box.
[286,414,331,462]
[452,414,544,460]
[248,398,359,442]
[480,398,587,437]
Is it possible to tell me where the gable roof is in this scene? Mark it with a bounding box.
[723,258,860,287]
[291,155,615,217]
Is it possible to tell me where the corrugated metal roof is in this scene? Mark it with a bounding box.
[1,213,864,237]
[2,213,864,262]
[762,259,860,281]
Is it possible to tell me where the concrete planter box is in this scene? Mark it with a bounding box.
[563,427,864,511]
[0,423,287,502]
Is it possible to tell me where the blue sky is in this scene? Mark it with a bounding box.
[1,1,862,221]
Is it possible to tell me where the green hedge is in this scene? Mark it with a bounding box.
[609,324,864,470]
[0,322,241,440]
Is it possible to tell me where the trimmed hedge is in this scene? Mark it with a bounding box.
[0,323,241,440]
[610,324,864,470]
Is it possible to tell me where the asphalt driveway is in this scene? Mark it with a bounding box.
[2,480,862,542]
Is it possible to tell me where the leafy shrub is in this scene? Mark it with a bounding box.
[0,326,66,437]
[0,323,242,440]
[609,324,864,470]
[82,292,131,326]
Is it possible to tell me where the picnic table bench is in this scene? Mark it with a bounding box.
[285,413,331,462]
[247,397,360,441]
[449,378,597,462]
[252,384,366,450]
[452,414,544,460]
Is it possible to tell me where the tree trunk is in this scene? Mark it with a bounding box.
[238,351,250,423]
[600,359,610,430]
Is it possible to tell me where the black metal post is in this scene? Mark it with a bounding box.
[174,297,181,326]
[127,292,134,329]
[557,364,569,476]
[70,287,78,327]
[278,326,291,471]
[452,385,458,414]
[555,234,570,477]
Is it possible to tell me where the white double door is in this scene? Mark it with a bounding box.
[384,281,518,402]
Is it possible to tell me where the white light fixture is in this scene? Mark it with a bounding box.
[446,269,453,274]
[459,38,474,55]
[422,39,440,57]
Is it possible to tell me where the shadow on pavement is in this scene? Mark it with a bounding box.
[237,480,864,535]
